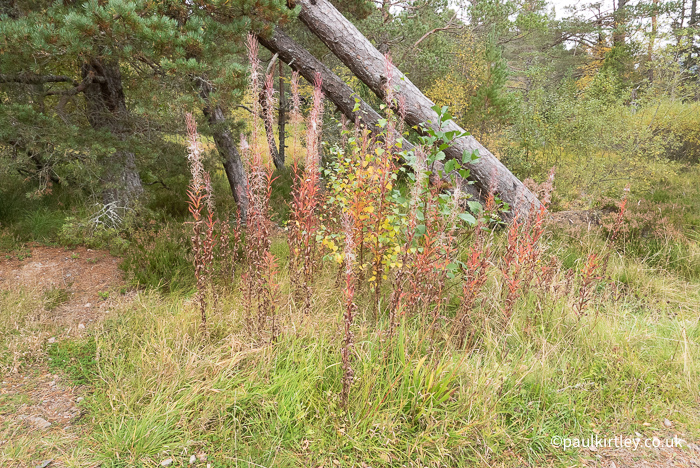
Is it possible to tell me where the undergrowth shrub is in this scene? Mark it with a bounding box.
[120,222,194,293]
[59,215,130,253]
[600,184,700,280]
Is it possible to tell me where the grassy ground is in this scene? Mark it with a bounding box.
[1,233,699,467]
[82,258,700,467]
[1,159,699,467]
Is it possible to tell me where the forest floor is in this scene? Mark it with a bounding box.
[0,244,699,467]
[0,245,127,468]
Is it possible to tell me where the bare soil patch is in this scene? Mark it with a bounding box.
[0,244,124,326]
[0,244,127,467]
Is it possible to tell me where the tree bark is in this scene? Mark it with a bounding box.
[278,60,287,165]
[690,0,698,70]
[82,59,143,207]
[256,27,481,201]
[198,79,250,222]
[293,0,540,219]
[613,0,629,47]
[648,0,658,82]
[260,88,284,170]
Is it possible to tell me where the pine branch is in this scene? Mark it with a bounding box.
[400,13,460,63]
[0,74,78,85]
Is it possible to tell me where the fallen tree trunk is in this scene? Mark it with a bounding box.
[256,27,481,201]
[294,0,540,219]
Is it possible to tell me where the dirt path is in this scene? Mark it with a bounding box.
[0,244,127,468]
[0,244,124,326]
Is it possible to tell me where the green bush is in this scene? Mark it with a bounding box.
[120,223,195,293]
[58,216,130,253]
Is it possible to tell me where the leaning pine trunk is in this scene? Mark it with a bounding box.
[278,61,287,165]
[256,27,481,201]
[198,79,250,222]
[294,0,541,219]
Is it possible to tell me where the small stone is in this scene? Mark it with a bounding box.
[47,337,56,344]
[27,416,52,429]
[643,422,651,426]
[84,303,91,308]
[609,462,616,468]
[189,455,196,464]
[160,459,173,467]
[76,397,84,403]
[589,444,598,452]
[34,460,52,468]
[663,418,672,428]
[197,452,207,462]
[77,323,85,329]
[49,381,56,387]
[635,432,643,438]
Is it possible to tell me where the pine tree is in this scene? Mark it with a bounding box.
[470,31,512,140]
[0,0,291,211]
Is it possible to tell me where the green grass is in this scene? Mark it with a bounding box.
[1,244,698,467]
[119,222,196,293]
[0,176,78,243]
[0,287,52,373]
[0,392,31,414]
[70,240,698,467]
[47,337,98,386]
[43,285,71,310]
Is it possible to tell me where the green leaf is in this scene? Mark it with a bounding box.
[444,130,458,141]
[468,201,483,213]
[459,212,477,225]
